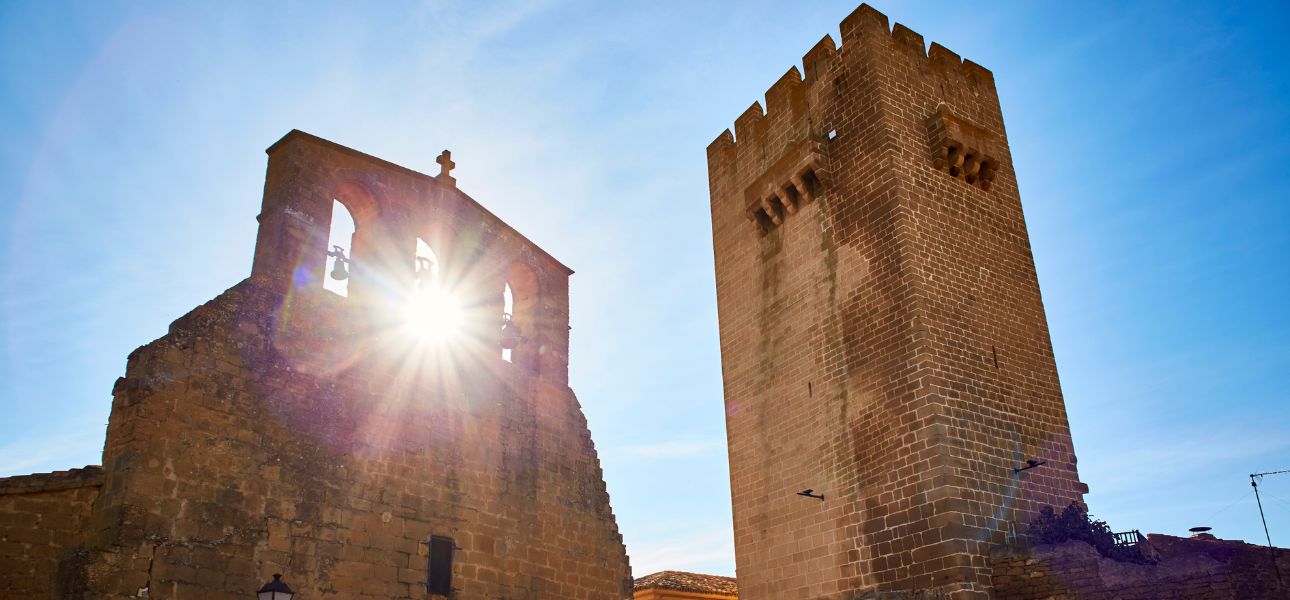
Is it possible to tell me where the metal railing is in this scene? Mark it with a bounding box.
[1112,529,1145,547]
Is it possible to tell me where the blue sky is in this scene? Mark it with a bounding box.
[2,0,1288,578]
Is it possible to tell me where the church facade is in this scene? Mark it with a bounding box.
[0,130,632,599]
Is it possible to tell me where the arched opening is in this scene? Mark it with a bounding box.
[502,282,515,362]
[324,199,356,297]
[414,238,440,290]
[502,262,539,369]
[400,237,462,344]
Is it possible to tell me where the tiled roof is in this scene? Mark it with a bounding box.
[634,571,738,595]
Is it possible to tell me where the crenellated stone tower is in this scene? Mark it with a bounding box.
[41,130,631,599]
[706,5,1087,599]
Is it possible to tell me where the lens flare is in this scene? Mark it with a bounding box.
[401,284,463,344]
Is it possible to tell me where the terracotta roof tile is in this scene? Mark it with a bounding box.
[634,571,738,595]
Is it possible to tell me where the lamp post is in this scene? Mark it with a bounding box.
[257,574,294,600]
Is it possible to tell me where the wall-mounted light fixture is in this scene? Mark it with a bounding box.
[1013,459,1046,474]
[797,489,824,501]
[256,574,294,600]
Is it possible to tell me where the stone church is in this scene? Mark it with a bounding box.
[0,130,633,598]
[3,3,1289,600]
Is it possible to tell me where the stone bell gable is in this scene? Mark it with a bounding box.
[2,130,632,599]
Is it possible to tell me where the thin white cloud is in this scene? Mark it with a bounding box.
[630,526,735,577]
[624,439,723,460]
[0,432,101,477]
[1081,423,1290,496]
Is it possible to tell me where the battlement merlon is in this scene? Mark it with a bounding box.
[706,3,996,170]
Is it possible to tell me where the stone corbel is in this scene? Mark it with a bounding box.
[790,175,813,204]
[928,107,1001,191]
[742,134,829,235]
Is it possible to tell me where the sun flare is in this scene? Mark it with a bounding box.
[400,284,463,344]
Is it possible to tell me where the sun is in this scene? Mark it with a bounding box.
[400,283,463,344]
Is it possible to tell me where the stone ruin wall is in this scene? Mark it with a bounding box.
[0,468,102,597]
[2,131,632,599]
[990,535,1290,600]
[707,4,1086,599]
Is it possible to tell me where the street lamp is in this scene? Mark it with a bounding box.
[257,574,294,600]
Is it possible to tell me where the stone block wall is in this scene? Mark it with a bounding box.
[990,536,1290,599]
[68,282,629,599]
[0,467,102,597]
[707,4,1085,599]
[14,130,633,599]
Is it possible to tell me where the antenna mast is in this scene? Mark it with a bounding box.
[1250,468,1289,588]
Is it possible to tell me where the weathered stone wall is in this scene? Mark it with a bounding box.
[707,4,1085,599]
[0,467,102,597]
[53,131,631,599]
[991,536,1290,599]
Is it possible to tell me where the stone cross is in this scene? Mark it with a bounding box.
[436,150,456,186]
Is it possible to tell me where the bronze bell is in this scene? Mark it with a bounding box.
[329,260,349,281]
[500,313,522,350]
[327,245,350,281]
